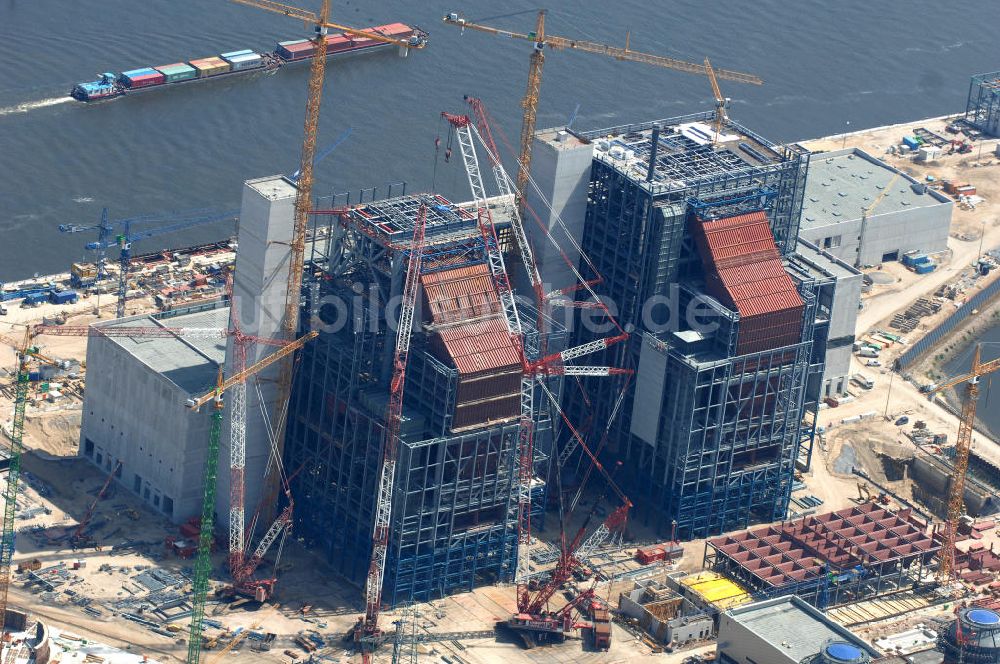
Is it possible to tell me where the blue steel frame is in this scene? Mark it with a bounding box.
[285,192,563,606]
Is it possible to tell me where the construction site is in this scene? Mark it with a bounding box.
[4,3,1000,664]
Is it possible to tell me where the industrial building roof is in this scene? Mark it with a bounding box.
[435,315,520,375]
[421,263,499,325]
[693,211,804,321]
[99,305,227,396]
[725,596,879,662]
[345,193,516,248]
[801,148,950,229]
[578,111,801,192]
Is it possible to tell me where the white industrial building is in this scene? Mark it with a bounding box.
[798,148,952,267]
[79,175,295,524]
[717,596,879,664]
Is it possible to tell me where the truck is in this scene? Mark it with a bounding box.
[856,347,879,358]
[852,374,874,390]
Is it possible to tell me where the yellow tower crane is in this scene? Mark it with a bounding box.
[703,58,729,143]
[443,10,762,210]
[927,344,1000,579]
[227,0,425,518]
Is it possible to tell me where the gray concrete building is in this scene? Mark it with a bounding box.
[217,175,296,532]
[795,239,864,397]
[79,305,226,522]
[523,127,592,293]
[799,148,952,267]
[78,175,296,526]
[717,596,879,664]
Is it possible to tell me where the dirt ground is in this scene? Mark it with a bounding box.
[8,115,1000,663]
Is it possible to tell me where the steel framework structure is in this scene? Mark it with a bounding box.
[560,113,812,536]
[703,503,939,609]
[283,194,564,608]
[964,71,1000,137]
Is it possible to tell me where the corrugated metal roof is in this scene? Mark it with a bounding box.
[693,212,803,320]
[725,597,880,662]
[436,316,520,375]
[421,263,500,325]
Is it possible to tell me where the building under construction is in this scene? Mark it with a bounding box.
[704,503,940,608]
[964,71,1000,137]
[527,112,831,539]
[284,193,564,606]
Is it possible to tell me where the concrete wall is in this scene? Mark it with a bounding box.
[80,333,213,523]
[522,128,592,294]
[217,176,297,531]
[799,200,952,267]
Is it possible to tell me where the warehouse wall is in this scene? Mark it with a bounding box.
[799,200,952,267]
[79,333,213,523]
[217,175,296,530]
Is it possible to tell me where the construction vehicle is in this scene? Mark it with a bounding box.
[948,139,973,154]
[182,330,318,664]
[928,343,1000,579]
[0,328,39,636]
[442,10,761,211]
[353,204,428,655]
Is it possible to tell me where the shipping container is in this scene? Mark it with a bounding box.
[914,262,936,274]
[225,52,263,71]
[902,136,921,150]
[189,57,231,77]
[155,62,197,83]
[276,39,316,60]
[219,49,255,60]
[324,34,353,53]
[119,68,166,88]
[49,290,79,305]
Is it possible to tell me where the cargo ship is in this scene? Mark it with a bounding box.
[71,23,425,102]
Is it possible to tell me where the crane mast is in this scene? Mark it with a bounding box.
[0,330,33,638]
[516,11,546,213]
[360,204,428,654]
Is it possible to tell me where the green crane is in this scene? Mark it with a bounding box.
[0,329,34,635]
[183,330,317,664]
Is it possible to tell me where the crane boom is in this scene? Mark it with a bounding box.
[928,345,992,579]
[186,331,317,410]
[360,205,428,652]
[184,330,316,664]
[443,11,761,211]
[443,13,761,83]
[232,0,426,48]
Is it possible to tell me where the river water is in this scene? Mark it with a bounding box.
[0,0,996,280]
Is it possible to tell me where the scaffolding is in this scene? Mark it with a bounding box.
[703,503,940,609]
[285,193,563,606]
[964,71,1000,137]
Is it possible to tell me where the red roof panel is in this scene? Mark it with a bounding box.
[692,211,804,354]
[436,316,521,375]
[421,264,500,325]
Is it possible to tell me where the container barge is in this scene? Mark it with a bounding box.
[71,23,425,102]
